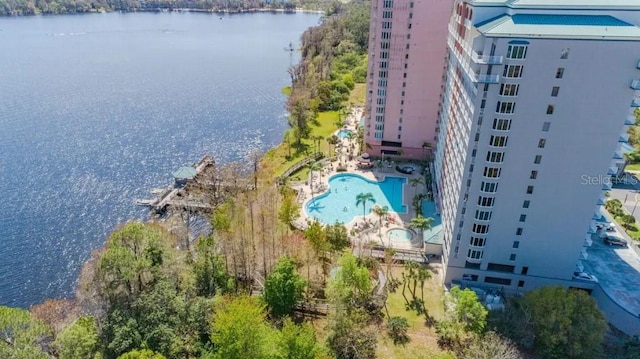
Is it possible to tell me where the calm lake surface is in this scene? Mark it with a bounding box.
[0,12,320,307]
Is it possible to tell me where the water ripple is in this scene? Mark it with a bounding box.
[0,12,320,307]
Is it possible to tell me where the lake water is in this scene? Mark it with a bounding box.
[0,12,320,307]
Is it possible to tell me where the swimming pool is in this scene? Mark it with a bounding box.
[338,129,353,139]
[305,173,407,225]
[387,228,414,243]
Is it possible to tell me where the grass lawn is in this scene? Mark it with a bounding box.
[348,83,366,106]
[376,266,452,359]
[261,111,340,179]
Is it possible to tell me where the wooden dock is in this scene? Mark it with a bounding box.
[135,156,215,213]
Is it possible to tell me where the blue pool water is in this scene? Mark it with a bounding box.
[306,173,407,225]
[387,228,413,242]
[338,129,353,139]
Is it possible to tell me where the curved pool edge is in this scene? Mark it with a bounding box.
[302,172,408,226]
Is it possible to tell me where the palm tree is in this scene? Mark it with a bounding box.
[308,162,323,200]
[355,192,376,219]
[409,215,434,248]
[316,135,325,155]
[327,135,339,157]
[356,127,365,154]
[409,177,424,197]
[372,205,389,241]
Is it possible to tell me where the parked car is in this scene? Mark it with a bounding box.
[596,222,616,232]
[573,272,598,283]
[604,235,628,247]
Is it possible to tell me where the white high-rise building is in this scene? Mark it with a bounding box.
[435,0,640,293]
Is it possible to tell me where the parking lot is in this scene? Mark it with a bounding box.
[583,219,640,316]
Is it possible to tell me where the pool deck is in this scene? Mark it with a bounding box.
[291,107,430,253]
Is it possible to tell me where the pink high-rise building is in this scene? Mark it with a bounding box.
[364,0,454,160]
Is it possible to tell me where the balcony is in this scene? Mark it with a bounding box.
[472,53,504,65]
[632,99,640,107]
[608,166,619,176]
[584,237,593,247]
[575,261,584,273]
[620,133,630,143]
[466,256,483,264]
[626,115,636,125]
[474,74,500,84]
[597,196,606,205]
[602,182,612,190]
[579,249,588,260]
[632,80,640,90]
[613,151,624,160]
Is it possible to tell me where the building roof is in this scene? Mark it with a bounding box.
[476,14,640,40]
[469,0,640,10]
[172,166,197,180]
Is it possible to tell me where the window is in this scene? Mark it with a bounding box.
[405,44,410,50]
[530,170,538,179]
[521,267,528,275]
[383,0,393,8]
[503,65,523,78]
[380,51,389,59]
[534,155,542,164]
[506,45,527,59]
[523,200,530,208]
[516,228,523,235]
[518,280,525,287]
[485,277,512,285]
[510,254,517,261]
[472,149,477,157]
[381,31,391,40]
[487,263,515,273]
[382,21,392,29]
[377,88,386,96]
[375,124,384,131]
[499,84,520,96]
[401,91,405,97]
[480,181,499,193]
[382,10,393,19]
[378,80,387,87]
[542,122,551,132]
[379,61,388,69]
[469,164,474,173]
[480,100,486,109]
[519,214,527,222]
[402,82,406,88]
[560,48,569,59]
[410,1,413,7]
[513,241,520,248]
[493,119,512,131]
[397,134,401,140]
[477,196,495,207]
[380,42,390,50]
[463,274,478,281]
[472,223,490,234]
[526,185,534,194]
[378,70,387,78]
[486,151,505,163]
[400,100,404,105]
[489,135,508,147]
[538,139,546,148]
[496,101,516,114]
[374,132,383,139]
[468,249,484,260]
[546,105,554,114]
[551,86,559,97]
[375,107,385,114]
[376,98,385,105]
[475,210,492,221]
[556,67,564,78]
[483,167,501,178]
[465,261,481,269]
[398,126,402,131]
[470,237,486,247]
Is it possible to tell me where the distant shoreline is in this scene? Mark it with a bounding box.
[0,7,324,17]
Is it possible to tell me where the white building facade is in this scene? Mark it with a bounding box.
[434,0,640,291]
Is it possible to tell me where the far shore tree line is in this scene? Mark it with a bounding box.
[0,0,336,16]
